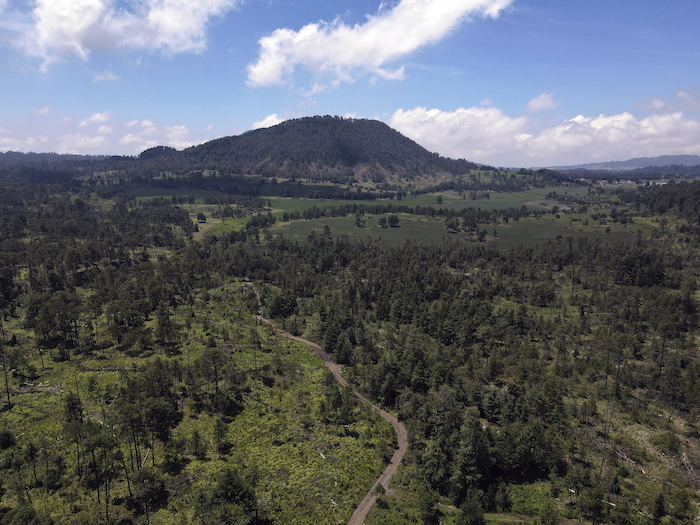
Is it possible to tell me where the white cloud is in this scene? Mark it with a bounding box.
[247,0,513,87]
[117,122,194,150]
[677,90,700,113]
[118,133,141,146]
[163,124,194,149]
[528,112,700,164]
[139,120,158,136]
[526,92,559,113]
[0,134,49,151]
[93,70,120,82]
[79,111,112,127]
[34,106,50,115]
[54,133,107,153]
[141,140,160,151]
[389,106,700,167]
[19,0,239,69]
[641,97,674,114]
[390,106,528,161]
[300,82,328,97]
[250,113,285,130]
[0,112,211,156]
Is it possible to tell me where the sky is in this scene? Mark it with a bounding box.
[1,0,699,167]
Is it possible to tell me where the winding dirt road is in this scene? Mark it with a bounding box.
[248,283,408,524]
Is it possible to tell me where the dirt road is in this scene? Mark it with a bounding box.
[250,285,408,525]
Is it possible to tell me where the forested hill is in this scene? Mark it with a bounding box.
[641,180,700,223]
[179,116,478,182]
[0,117,481,184]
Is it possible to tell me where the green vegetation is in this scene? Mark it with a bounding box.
[1,153,700,524]
[277,215,454,246]
[0,180,394,523]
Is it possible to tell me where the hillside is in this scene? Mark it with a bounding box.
[0,117,481,185]
[179,116,478,182]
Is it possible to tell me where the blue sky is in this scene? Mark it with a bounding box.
[1,0,699,167]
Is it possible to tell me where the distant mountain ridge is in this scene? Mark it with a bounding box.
[556,155,700,171]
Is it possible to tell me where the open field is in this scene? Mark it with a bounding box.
[274,212,657,249]
[276,214,455,246]
[126,185,229,202]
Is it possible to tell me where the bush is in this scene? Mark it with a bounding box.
[0,429,15,449]
[651,432,681,456]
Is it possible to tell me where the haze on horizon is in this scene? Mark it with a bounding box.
[0,0,698,168]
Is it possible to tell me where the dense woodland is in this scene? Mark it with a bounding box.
[1,141,700,523]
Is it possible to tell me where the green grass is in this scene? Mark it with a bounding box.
[274,211,654,249]
[489,216,640,250]
[125,185,229,202]
[270,185,579,217]
[277,214,458,246]
[268,196,387,214]
[0,281,394,524]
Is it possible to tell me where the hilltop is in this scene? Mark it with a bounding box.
[179,116,478,182]
[0,117,480,185]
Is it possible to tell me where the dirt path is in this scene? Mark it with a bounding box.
[247,282,408,524]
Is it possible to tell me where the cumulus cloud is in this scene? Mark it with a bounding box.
[247,0,513,87]
[79,111,111,127]
[163,125,194,149]
[138,120,158,136]
[526,92,559,113]
[528,112,700,164]
[114,121,195,151]
[0,134,49,151]
[250,113,285,130]
[54,133,108,153]
[118,133,141,146]
[0,110,209,155]
[34,106,50,115]
[389,106,700,166]
[390,106,528,161]
[18,0,239,69]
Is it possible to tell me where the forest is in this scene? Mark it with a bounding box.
[0,156,699,524]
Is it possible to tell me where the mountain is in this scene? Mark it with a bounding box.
[0,116,482,184]
[178,116,478,182]
[555,154,700,171]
